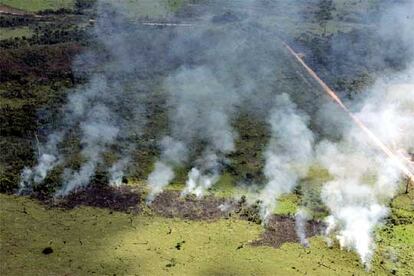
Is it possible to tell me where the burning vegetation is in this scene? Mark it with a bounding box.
[1,0,414,275]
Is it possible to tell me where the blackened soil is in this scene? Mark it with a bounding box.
[55,185,142,213]
[37,185,321,249]
[149,191,235,220]
[251,215,322,248]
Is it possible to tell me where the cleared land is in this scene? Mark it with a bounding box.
[0,26,33,40]
[0,0,74,12]
[3,193,412,275]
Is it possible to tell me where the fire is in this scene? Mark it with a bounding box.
[283,42,414,181]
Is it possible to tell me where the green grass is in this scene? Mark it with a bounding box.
[0,27,33,40]
[130,164,326,218]
[0,97,27,108]
[99,0,190,19]
[1,194,402,275]
[390,193,414,225]
[0,0,74,12]
[376,224,414,275]
[209,173,239,197]
[274,194,300,216]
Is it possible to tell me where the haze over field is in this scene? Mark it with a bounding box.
[1,0,413,275]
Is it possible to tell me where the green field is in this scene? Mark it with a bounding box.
[105,0,191,19]
[0,27,33,40]
[0,0,74,12]
[3,194,410,275]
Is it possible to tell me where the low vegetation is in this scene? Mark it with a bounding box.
[0,0,75,12]
[0,26,33,40]
[3,193,412,275]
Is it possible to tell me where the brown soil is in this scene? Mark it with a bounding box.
[47,185,236,221]
[0,4,46,18]
[1,43,82,83]
[251,215,323,248]
[0,4,31,16]
[149,190,235,220]
[55,185,142,213]
[36,185,321,248]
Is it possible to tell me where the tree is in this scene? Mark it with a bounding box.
[315,0,335,36]
[406,177,413,194]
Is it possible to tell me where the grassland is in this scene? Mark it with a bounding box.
[99,0,192,19]
[4,193,412,275]
[0,0,75,12]
[0,27,33,40]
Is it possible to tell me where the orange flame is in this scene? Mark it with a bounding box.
[283,42,414,181]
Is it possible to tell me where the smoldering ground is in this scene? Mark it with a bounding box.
[17,0,414,268]
[21,0,299,198]
[312,1,414,266]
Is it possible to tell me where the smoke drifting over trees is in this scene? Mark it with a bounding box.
[259,94,314,221]
[18,0,413,267]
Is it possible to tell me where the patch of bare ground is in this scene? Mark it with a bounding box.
[32,184,322,248]
[0,4,31,16]
[53,185,142,213]
[149,190,235,220]
[251,215,323,248]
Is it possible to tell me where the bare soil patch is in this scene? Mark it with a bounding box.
[252,215,323,248]
[33,184,321,249]
[55,185,142,213]
[0,4,30,16]
[149,190,235,220]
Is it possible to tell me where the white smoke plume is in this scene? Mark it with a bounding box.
[318,79,414,265]
[295,208,311,247]
[18,132,64,194]
[58,104,120,195]
[181,151,220,198]
[260,94,314,221]
[19,2,151,196]
[315,70,414,265]
[147,161,175,202]
[147,137,187,202]
[315,1,414,264]
[108,156,131,187]
[317,141,389,265]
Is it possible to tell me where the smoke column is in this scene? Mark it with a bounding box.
[295,208,311,247]
[147,137,187,202]
[19,132,64,194]
[259,94,314,221]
